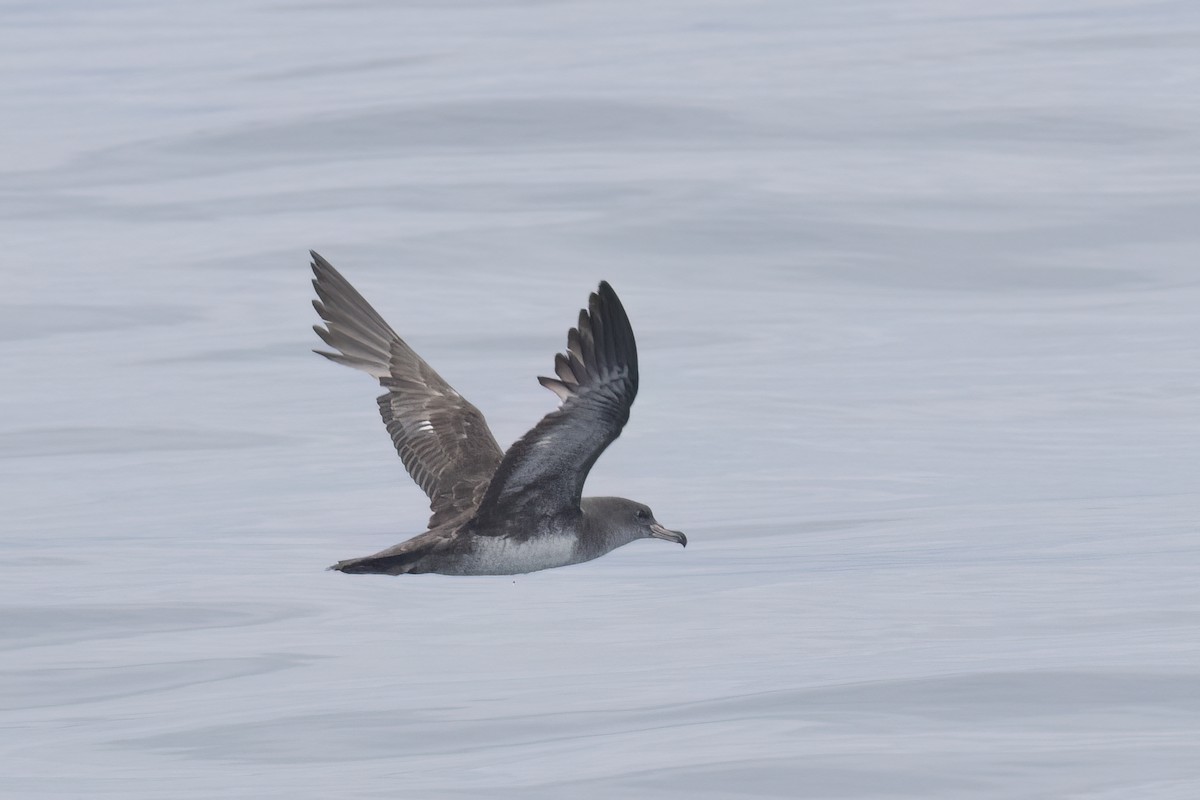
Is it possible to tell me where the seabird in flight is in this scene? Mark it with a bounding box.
[310,251,685,575]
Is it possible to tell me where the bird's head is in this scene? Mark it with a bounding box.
[581,496,687,549]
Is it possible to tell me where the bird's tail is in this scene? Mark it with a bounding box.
[327,551,422,576]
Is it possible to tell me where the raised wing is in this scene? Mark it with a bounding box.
[474,281,638,526]
[310,251,503,527]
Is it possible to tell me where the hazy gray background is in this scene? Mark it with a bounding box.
[2,1,1198,797]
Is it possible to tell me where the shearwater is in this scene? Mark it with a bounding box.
[310,251,685,576]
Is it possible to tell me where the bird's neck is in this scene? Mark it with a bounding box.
[577,507,635,558]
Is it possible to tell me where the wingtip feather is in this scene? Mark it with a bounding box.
[538,375,574,403]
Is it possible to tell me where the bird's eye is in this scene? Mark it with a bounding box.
[636,509,648,520]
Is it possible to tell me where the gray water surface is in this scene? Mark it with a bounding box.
[3,1,1199,798]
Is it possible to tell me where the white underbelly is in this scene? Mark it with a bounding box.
[460,534,583,575]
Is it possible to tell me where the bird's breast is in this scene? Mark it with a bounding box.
[460,533,583,575]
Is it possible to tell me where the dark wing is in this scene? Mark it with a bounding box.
[473,281,638,527]
[310,251,503,527]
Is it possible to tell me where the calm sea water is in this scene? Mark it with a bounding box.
[3,1,1199,797]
